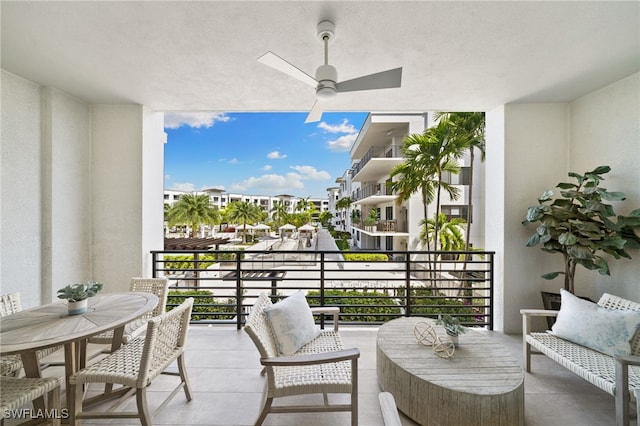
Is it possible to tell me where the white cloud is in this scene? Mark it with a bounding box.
[231,173,304,192]
[164,112,230,129]
[229,158,239,164]
[267,150,287,159]
[317,119,358,134]
[263,165,272,171]
[169,182,197,192]
[327,134,358,152]
[290,165,331,180]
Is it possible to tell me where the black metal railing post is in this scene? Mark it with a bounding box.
[152,252,158,277]
[319,252,325,329]
[404,253,411,317]
[489,252,494,331]
[235,252,242,330]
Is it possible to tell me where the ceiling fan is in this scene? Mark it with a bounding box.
[257,20,403,123]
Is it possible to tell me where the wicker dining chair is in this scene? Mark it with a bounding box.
[244,293,360,426]
[0,376,63,426]
[68,297,193,426]
[0,293,61,377]
[87,277,170,351]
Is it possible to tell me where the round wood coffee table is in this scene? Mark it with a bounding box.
[377,317,524,426]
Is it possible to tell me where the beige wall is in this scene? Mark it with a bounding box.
[1,70,165,307]
[489,72,640,333]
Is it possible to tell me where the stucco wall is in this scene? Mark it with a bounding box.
[1,71,44,307]
[43,88,92,299]
[490,72,640,333]
[569,73,640,301]
[1,71,92,306]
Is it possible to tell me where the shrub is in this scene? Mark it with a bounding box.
[397,287,478,324]
[163,254,215,271]
[163,252,241,272]
[335,239,350,251]
[307,289,401,322]
[167,290,236,321]
[342,253,389,262]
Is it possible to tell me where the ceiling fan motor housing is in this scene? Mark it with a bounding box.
[315,64,337,99]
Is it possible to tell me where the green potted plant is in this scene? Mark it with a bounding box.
[522,166,640,296]
[436,314,467,346]
[363,208,378,232]
[57,280,103,315]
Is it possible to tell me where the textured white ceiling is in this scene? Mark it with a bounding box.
[2,1,638,113]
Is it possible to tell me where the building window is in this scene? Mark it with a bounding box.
[441,205,472,222]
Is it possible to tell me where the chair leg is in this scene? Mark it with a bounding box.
[68,382,83,426]
[177,354,193,401]
[351,357,358,426]
[254,397,273,426]
[48,386,61,426]
[136,388,152,426]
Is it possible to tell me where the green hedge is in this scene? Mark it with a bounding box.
[398,287,478,324]
[163,252,241,271]
[307,289,401,322]
[167,290,236,321]
[335,239,350,251]
[342,253,389,262]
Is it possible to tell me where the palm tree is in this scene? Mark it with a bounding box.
[434,112,486,253]
[166,193,219,238]
[318,210,333,227]
[421,213,467,253]
[335,196,353,230]
[295,197,311,212]
[389,122,463,251]
[270,201,289,232]
[227,201,261,243]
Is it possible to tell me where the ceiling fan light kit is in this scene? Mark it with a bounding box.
[258,20,403,123]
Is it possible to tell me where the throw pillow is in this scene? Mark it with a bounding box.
[551,288,640,356]
[263,291,321,355]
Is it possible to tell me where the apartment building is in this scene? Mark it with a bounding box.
[165,188,328,218]
[334,112,485,253]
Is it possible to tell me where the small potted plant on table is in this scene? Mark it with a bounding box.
[57,281,103,315]
[436,314,467,347]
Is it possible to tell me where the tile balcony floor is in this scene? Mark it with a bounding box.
[32,325,636,425]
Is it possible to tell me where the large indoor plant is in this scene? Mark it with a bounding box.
[522,166,640,295]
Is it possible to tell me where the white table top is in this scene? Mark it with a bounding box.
[0,292,158,355]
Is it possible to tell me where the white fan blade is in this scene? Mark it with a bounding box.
[336,67,402,93]
[257,51,317,87]
[305,100,325,123]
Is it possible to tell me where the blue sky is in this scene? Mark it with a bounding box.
[164,112,367,198]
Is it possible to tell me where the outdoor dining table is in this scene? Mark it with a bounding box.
[0,292,158,415]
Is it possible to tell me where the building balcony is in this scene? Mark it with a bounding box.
[350,145,403,183]
[351,220,408,235]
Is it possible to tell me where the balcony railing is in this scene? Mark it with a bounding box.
[353,184,396,201]
[352,220,406,233]
[350,145,402,177]
[151,249,495,330]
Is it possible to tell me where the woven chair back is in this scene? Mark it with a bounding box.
[130,278,170,319]
[0,293,22,317]
[244,292,279,359]
[136,297,193,388]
